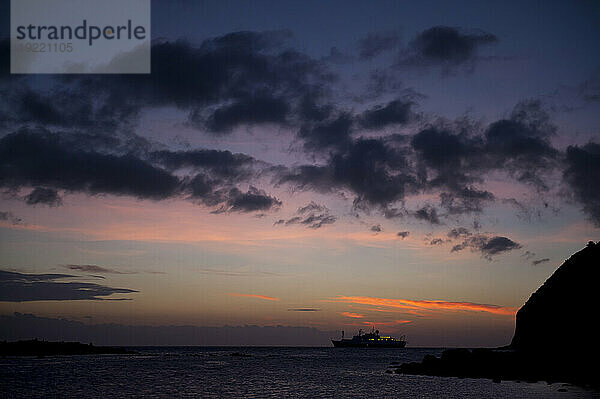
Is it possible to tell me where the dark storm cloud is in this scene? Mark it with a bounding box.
[202,93,291,133]
[399,26,498,69]
[483,101,558,189]
[278,99,562,223]
[430,238,444,245]
[0,270,137,302]
[2,31,332,134]
[25,187,62,206]
[298,92,334,122]
[222,186,281,213]
[364,69,404,98]
[439,188,494,215]
[150,148,256,180]
[358,98,416,129]
[0,28,573,227]
[397,231,410,238]
[451,234,521,260]
[276,165,334,194]
[185,173,223,205]
[531,258,550,266]
[413,205,441,225]
[0,129,279,214]
[129,31,324,109]
[321,47,353,64]
[329,138,415,208]
[0,129,180,200]
[8,87,137,132]
[563,142,600,226]
[409,101,558,209]
[480,236,522,255]
[410,126,485,203]
[358,30,402,59]
[274,201,336,229]
[298,113,354,151]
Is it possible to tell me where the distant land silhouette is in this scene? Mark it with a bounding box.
[0,313,335,346]
[0,339,134,356]
[396,241,600,388]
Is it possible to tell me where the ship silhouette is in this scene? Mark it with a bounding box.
[331,326,406,348]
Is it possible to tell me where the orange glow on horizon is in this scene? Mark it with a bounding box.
[327,295,516,316]
[340,312,365,318]
[226,293,280,301]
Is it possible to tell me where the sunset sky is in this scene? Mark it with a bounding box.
[1,0,599,346]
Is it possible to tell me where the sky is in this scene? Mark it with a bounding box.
[1,0,599,347]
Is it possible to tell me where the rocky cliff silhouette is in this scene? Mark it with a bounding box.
[511,241,600,356]
[396,241,600,388]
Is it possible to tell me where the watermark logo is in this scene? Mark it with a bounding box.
[11,0,150,74]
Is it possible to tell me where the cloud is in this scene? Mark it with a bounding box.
[563,142,600,226]
[288,308,321,312]
[451,234,522,259]
[429,238,444,245]
[226,293,280,301]
[358,98,416,129]
[64,265,132,275]
[0,270,137,302]
[480,236,522,255]
[150,148,256,180]
[397,231,410,238]
[223,186,281,213]
[275,201,336,229]
[198,268,280,277]
[440,187,494,214]
[340,312,365,318]
[328,295,516,316]
[399,26,498,71]
[0,31,573,229]
[281,101,558,219]
[531,258,550,266]
[447,227,471,239]
[0,211,24,225]
[484,101,558,189]
[358,30,402,59]
[413,205,441,224]
[2,31,332,135]
[298,113,353,151]
[279,138,415,210]
[0,129,281,214]
[25,187,62,206]
[0,129,180,200]
[201,93,290,133]
[370,224,382,233]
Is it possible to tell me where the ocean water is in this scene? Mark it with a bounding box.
[0,347,597,398]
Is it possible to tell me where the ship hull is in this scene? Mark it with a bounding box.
[331,339,406,348]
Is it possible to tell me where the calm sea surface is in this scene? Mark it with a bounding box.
[1,347,597,398]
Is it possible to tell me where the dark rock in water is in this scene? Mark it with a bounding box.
[0,339,136,356]
[396,241,600,388]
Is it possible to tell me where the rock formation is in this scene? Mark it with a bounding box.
[396,241,600,388]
